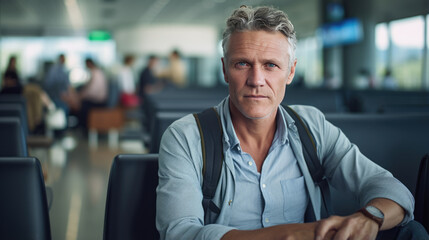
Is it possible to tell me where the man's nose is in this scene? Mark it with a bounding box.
[246,67,266,87]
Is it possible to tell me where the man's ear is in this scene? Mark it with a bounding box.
[221,58,228,83]
[286,59,297,85]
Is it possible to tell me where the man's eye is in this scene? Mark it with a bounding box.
[235,62,249,68]
[266,63,277,68]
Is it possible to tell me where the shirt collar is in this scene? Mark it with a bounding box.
[222,97,289,151]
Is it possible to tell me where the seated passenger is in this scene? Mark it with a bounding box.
[62,58,108,130]
[156,5,426,240]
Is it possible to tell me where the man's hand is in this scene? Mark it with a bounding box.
[315,212,379,240]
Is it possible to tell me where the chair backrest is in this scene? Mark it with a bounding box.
[378,103,429,114]
[0,103,28,136]
[283,88,345,113]
[325,113,429,215]
[104,154,159,240]
[0,95,27,113]
[149,111,189,153]
[0,157,51,239]
[346,90,429,113]
[415,154,429,233]
[0,117,28,156]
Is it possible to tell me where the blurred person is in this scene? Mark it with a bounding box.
[353,68,374,89]
[23,77,57,134]
[80,58,108,104]
[156,5,425,240]
[382,69,397,90]
[158,49,186,88]
[1,72,55,134]
[44,54,71,115]
[65,58,108,130]
[1,71,23,94]
[118,54,139,108]
[4,55,20,77]
[138,55,162,99]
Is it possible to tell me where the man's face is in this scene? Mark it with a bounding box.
[222,30,297,120]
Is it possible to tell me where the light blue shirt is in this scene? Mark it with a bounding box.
[224,102,308,229]
[156,97,414,240]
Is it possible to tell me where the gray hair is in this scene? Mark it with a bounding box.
[222,6,297,68]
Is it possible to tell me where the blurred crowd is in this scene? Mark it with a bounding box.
[0,50,187,138]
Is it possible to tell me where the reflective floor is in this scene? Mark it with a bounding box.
[29,124,146,240]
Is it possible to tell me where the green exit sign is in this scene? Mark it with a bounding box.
[88,31,111,41]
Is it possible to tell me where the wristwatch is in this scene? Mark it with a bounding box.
[358,205,385,229]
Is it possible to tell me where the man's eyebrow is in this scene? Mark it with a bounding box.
[229,57,250,63]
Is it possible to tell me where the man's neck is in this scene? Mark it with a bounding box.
[229,103,277,171]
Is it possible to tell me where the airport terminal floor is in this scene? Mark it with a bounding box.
[31,125,146,240]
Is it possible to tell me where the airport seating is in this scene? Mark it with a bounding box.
[0,117,28,156]
[142,87,228,150]
[149,111,189,153]
[282,88,346,113]
[0,157,51,240]
[104,154,159,240]
[0,103,28,136]
[377,103,429,114]
[325,113,429,215]
[414,153,429,233]
[143,87,227,130]
[345,89,429,113]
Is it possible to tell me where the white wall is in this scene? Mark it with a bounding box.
[114,25,219,57]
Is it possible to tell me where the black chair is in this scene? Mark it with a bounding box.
[325,113,429,215]
[104,154,159,240]
[345,90,429,113]
[283,88,345,113]
[0,157,51,239]
[415,153,429,233]
[0,95,27,115]
[149,111,189,153]
[0,117,28,156]
[378,103,429,114]
[0,103,28,136]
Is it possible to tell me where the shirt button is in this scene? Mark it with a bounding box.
[248,161,253,166]
[262,184,266,188]
[265,218,269,223]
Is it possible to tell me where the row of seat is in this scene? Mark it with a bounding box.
[0,95,51,238]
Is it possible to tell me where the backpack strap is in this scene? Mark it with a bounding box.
[193,108,224,221]
[285,106,333,219]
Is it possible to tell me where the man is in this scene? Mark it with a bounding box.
[158,49,186,88]
[44,54,70,115]
[78,58,108,129]
[138,55,161,99]
[156,6,420,240]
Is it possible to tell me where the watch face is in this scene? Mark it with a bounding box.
[366,206,384,218]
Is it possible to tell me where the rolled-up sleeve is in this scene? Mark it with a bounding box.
[156,116,235,240]
[294,106,415,225]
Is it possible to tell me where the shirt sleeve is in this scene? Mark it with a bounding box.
[296,106,415,225]
[156,116,236,240]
